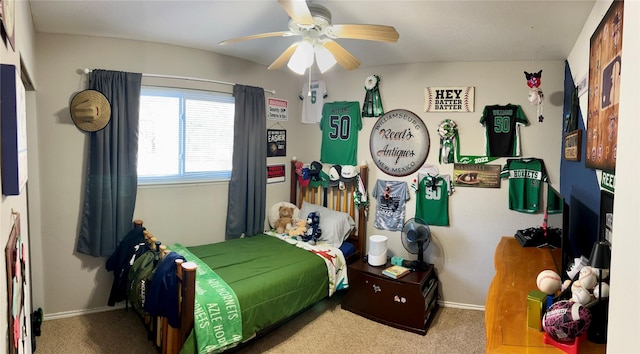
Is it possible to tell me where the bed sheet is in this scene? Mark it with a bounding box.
[179,233,345,352]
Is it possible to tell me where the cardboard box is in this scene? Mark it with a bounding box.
[527,290,548,330]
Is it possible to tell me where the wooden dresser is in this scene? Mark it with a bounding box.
[485,237,606,353]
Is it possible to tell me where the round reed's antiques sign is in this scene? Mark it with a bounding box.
[369,109,430,176]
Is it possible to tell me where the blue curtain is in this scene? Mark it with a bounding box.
[76,70,142,257]
[225,85,267,239]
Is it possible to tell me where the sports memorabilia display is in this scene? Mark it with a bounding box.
[586,0,623,171]
[362,75,384,118]
[372,180,409,231]
[424,86,475,112]
[453,163,501,188]
[480,104,529,157]
[438,119,458,164]
[300,80,327,124]
[320,101,362,166]
[415,173,453,226]
[500,158,548,213]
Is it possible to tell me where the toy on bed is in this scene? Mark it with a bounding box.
[302,211,322,245]
[273,205,295,234]
[287,219,307,237]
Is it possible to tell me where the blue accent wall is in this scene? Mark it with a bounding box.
[560,61,600,259]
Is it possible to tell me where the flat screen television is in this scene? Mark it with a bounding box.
[599,190,614,244]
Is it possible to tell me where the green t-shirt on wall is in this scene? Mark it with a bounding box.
[500,158,548,213]
[415,174,452,226]
[320,101,362,166]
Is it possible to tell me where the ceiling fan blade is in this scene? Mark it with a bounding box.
[322,41,360,70]
[267,43,299,70]
[219,31,295,46]
[328,24,400,43]
[278,0,313,25]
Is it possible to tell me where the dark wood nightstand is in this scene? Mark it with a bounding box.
[342,260,439,335]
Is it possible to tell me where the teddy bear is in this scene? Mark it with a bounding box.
[287,219,307,238]
[273,205,295,234]
[302,212,322,245]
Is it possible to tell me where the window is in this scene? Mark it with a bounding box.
[138,86,234,184]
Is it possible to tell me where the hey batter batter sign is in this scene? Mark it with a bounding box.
[424,86,475,113]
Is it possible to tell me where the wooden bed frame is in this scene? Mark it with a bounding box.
[134,159,368,353]
[289,159,368,263]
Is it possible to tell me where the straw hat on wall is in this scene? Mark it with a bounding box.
[70,89,111,132]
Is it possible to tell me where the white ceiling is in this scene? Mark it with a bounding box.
[28,0,596,70]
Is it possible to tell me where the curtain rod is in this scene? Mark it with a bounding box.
[83,68,276,95]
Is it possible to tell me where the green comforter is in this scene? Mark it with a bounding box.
[178,234,330,353]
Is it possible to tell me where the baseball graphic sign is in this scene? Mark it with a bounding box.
[424,86,475,112]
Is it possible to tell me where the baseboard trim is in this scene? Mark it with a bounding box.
[43,303,126,321]
[440,300,485,311]
[44,299,485,321]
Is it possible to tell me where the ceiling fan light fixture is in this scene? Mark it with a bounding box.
[287,40,314,74]
[314,43,337,73]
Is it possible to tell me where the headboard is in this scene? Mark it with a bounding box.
[289,159,368,263]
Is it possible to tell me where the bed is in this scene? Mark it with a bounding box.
[115,160,368,353]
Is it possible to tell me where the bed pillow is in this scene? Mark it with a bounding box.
[299,201,355,248]
[268,202,300,229]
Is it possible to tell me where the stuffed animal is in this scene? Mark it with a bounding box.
[273,205,295,234]
[302,212,322,245]
[287,219,307,238]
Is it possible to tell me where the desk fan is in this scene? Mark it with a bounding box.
[401,218,431,271]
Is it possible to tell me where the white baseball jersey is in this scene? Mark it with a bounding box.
[300,80,327,124]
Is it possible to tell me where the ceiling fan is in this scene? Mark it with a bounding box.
[219,0,399,73]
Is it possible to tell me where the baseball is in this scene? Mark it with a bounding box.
[561,279,572,291]
[579,266,598,289]
[536,269,562,294]
[571,279,583,294]
[593,282,610,298]
[572,286,593,305]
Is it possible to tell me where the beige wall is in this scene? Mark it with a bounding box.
[31,34,299,315]
[33,31,565,316]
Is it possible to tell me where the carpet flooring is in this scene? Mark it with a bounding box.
[37,294,486,354]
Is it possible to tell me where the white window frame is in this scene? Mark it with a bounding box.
[137,86,235,185]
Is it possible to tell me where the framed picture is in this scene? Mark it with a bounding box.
[1,64,28,196]
[564,130,582,162]
[267,164,285,184]
[267,129,286,157]
[585,0,623,170]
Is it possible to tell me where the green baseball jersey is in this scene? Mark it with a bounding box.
[415,174,452,226]
[480,104,529,157]
[320,101,362,165]
[500,158,548,213]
